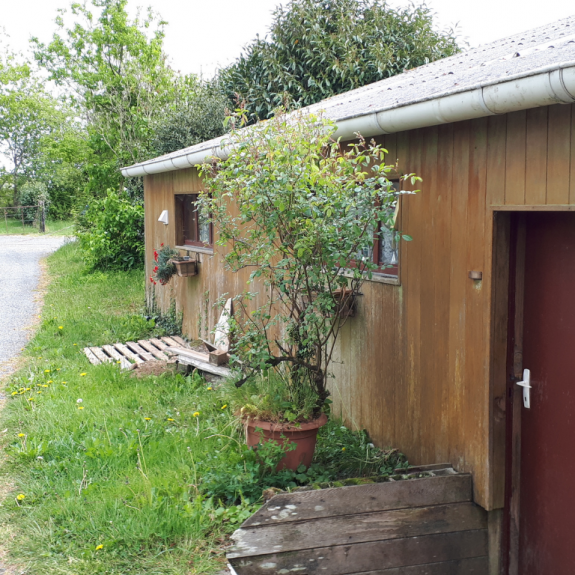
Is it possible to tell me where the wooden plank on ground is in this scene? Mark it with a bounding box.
[229,502,487,558]
[126,342,155,362]
[228,529,487,574]
[90,347,112,363]
[150,338,174,355]
[171,335,189,348]
[161,336,180,348]
[114,343,144,364]
[84,347,100,365]
[138,340,169,361]
[243,474,472,527]
[167,347,231,377]
[102,345,132,369]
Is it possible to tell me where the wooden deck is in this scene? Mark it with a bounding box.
[227,465,488,574]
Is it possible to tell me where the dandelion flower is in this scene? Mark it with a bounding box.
[37,391,42,394]
[95,544,103,551]
[58,326,63,330]
[73,343,77,346]
[44,369,50,373]
[193,412,200,417]
[167,418,174,422]
[56,368,61,371]
[80,373,87,377]
[144,417,151,421]
[27,398,34,402]
[342,447,346,451]
[25,388,30,391]
[16,494,25,501]
[47,380,52,384]
[78,406,84,410]
[42,385,48,388]
[18,433,25,438]
[207,387,212,391]
[11,392,17,396]
[221,404,227,410]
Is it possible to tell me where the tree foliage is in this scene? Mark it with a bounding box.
[200,109,420,413]
[220,0,460,121]
[33,0,174,193]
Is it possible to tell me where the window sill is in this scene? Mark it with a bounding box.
[342,269,400,286]
[176,245,214,256]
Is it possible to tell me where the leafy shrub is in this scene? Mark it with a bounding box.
[77,190,144,270]
[18,180,50,223]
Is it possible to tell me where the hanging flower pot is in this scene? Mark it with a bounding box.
[332,288,357,318]
[169,257,197,277]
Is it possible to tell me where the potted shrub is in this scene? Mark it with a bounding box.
[201,108,419,470]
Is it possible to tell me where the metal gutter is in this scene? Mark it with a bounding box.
[121,63,575,178]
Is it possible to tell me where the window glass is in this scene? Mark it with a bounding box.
[175,194,212,247]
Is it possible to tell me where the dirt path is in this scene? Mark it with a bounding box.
[0,234,67,574]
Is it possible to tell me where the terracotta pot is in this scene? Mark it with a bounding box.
[245,413,328,471]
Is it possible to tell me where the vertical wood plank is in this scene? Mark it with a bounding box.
[447,121,470,472]
[547,104,571,205]
[486,115,507,207]
[570,103,575,204]
[465,117,489,507]
[418,125,439,464]
[505,111,527,206]
[524,107,548,205]
[433,123,454,465]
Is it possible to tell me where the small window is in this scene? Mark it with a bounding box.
[355,181,400,277]
[175,194,213,248]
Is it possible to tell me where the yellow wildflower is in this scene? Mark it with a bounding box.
[207,387,212,391]
[25,388,30,391]
[18,433,25,438]
[27,398,34,402]
[47,380,52,383]
[42,385,48,388]
[221,404,227,410]
[16,494,25,501]
[78,406,84,410]
[80,373,87,377]
[58,326,63,329]
[95,544,104,551]
[167,418,174,422]
[193,412,200,417]
[342,447,346,451]
[73,343,77,346]
[37,391,42,394]
[144,417,151,421]
[11,392,17,396]
[44,369,50,373]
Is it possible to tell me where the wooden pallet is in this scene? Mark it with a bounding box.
[83,336,231,377]
[227,465,488,575]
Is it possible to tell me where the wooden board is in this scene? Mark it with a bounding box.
[353,557,489,575]
[137,340,169,361]
[229,502,486,558]
[171,335,189,348]
[243,474,472,527]
[166,347,231,377]
[90,347,112,364]
[102,345,132,369]
[126,342,155,362]
[150,338,174,355]
[114,343,144,364]
[83,347,100,366]
[161,336,180,348]
[229,529,487,575]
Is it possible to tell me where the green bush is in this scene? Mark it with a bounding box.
[77,190,144,270]
[18,181,50,224]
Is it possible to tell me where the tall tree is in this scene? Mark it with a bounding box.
[0,50,63,203]
[220,0,460,122]
[33,0,174,194]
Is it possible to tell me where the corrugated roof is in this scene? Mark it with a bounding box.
[123,15,575,173]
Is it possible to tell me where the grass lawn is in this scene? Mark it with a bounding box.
[0,218,74,235]
[0,241,404,574]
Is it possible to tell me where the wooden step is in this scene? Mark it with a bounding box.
[166,346,231,377]
[242,474,472,527]
[228,471,488,575]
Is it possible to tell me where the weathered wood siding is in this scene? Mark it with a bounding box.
[143,103,575,512]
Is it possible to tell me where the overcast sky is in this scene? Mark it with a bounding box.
[2,0,574,78]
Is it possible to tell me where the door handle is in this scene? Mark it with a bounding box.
[516,368,531,409]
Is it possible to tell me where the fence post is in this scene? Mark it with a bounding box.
[21,206,25,230]
[39,201,46,233]
[3,208,7,233]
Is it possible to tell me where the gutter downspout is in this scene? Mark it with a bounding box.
[121,65,575,178]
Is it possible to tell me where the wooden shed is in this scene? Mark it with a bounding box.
[122,17,575,574]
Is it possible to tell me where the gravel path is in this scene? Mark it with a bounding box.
[0,235,68,382]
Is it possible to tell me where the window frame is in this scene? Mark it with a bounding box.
[174,193,213,249]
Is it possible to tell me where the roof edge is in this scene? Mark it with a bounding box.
[121,62,575,178]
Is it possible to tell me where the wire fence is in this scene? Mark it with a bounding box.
[2,202,47,233]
